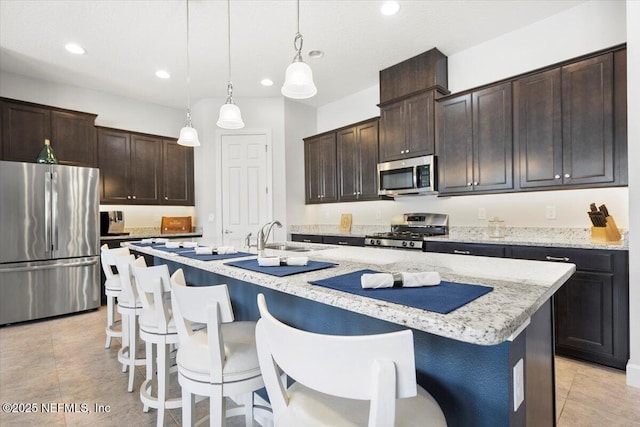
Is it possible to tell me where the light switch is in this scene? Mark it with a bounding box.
[478,208,486,220]
[208,213,215,222]
[545,206,556,220]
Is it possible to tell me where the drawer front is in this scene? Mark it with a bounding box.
[290,234,323,244]
[424,241,506,258]
[322,235,365,246]
[510,246,614,272]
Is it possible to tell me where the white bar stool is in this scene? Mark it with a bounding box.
[100,245,129,349]
[131,263,183,427]
[170,277,271,427]
[114,254,147,392]
[255,293,448,427]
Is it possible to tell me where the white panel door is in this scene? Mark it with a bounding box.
[220,133,271,248]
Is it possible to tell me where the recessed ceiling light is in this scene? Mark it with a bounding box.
[65,43,85,55]
[155,70,171,79]
[261,78,274,87]
[380,1,400,16]
[308,50,324,59]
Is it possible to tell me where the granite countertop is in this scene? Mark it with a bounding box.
[424,227,628,250]
[291,225,628,250]
[127,240,575,346]
[101,232,202,241]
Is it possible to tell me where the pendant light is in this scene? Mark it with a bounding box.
[178,0,200,146]
[281,0,317,99]
[217,0,244,129]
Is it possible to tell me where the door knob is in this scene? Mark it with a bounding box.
[554,175,561,179]
[564,173,571,178]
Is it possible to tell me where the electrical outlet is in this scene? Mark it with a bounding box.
[545,206,556,220]
[478,208,486,220]
[375,210,382,220]
[208,213,215,222]
[513,358,524,411]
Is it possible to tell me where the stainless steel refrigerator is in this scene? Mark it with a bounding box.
[0,160,100,325]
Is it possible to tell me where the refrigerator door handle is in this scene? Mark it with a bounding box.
[44,171,52,252]
[0,258,99,273]
[51,171,59,251]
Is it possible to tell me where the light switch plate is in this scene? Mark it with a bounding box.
[478,208,486,220]
[545,206,556,220]
[513,358,524,411]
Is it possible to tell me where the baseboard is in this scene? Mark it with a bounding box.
[626,360,640,388]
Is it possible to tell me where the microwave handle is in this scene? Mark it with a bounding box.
[413,166,419,189]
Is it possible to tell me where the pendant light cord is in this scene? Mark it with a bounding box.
[185,0,192,122]
[227,0,231,84]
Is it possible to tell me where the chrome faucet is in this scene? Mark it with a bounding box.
[257,220,282,251]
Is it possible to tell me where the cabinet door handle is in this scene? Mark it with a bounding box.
[473,181,478,186]
[127,195,132,200]
[338,241,349,245]
[467,182,472,186]
[564,173,571,178]
[406,149,410,153]
[132,195,136,200]
[303,239,311,243]
[545,256,570,262]
[453,250,471,255]
[353,192,357,195]
[554,174,561,179]
[164,196,169,200]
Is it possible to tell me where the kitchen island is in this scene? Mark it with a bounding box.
[127,241,575,426]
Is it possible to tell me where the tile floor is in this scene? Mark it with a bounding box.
[1,307,639,426]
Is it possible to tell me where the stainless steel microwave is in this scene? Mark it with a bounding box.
[377,155,437,196]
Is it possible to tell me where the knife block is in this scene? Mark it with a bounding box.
[591,215,622,243]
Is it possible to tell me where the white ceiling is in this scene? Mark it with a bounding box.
[0,0,586,109]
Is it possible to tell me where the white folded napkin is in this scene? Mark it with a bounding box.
[361,272,441,289]
[216,246,237,254]
[258,257,280,267]
[401,272,441,287]
[182,241,198,248]
[361,273,394,289]
[141,238,154,244]
[195,247,213,255]
[165,242,180,248]
[285,256,308,266]
[155,238,169,243]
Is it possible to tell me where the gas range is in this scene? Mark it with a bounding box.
[365,213,448,250]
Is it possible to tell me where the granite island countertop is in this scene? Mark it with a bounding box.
[127,239,575,346]
[100,232,202,241]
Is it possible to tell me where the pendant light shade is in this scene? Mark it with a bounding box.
[178,0,200,146]
[178,113,200,146]
[282,60,317,99]
[217,0,244,129]
[281,0,317,99]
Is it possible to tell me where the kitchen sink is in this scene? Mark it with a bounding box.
[264,243,322,252]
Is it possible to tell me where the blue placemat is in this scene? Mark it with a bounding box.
[309,269,493,314]
[151,246,195,253]
[179,251,254,261]
[131,241,167,247]
[225,259,337,277]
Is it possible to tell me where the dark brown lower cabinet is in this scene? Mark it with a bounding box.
[291,233,364,247]
[510,246,629,370]
[423,241,629,370]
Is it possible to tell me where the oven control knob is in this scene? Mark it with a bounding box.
[376,240,381,245]
[402,241,408,247]
[410,241,415,247]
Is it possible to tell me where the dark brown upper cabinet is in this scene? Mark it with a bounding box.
[98,128,162,204]
[337,119,379,201]
[304,133,337,204]
[436,82,513,195]
[379,90,436,162]
[379,48,448,104]
[515,52,623,190]
[561,53,614,185]
[1,98,97,167]
[162,138,194,205]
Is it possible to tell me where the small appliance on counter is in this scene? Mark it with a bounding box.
[100,211,129,236]
[365,213,449,250]
[587,203,621,243]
